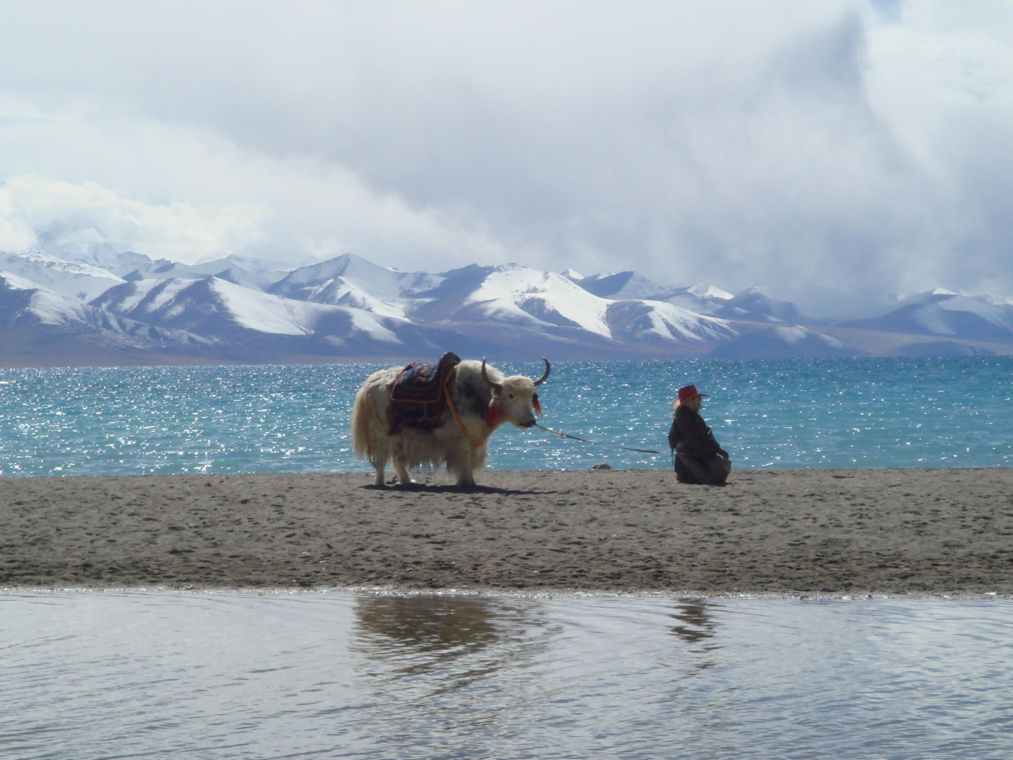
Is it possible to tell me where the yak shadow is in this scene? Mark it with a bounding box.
[361,482,556,496]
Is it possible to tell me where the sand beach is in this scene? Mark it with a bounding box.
[1,468,1009,595]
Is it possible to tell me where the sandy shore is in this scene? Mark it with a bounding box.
[1,469,1009,595]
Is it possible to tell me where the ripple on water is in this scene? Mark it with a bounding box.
[0,591,1009,758]
[1,359,1011,475]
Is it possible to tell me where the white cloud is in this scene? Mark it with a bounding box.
[0,0,1011,317]
[0,105,516,267]
[1,174,264,262]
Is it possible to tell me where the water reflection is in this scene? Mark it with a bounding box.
[353,595,500,656]
[670,598,718,645]
[349,594,557,751]
[669,598,720,675]
[350,595,542,697]
[1,592,1009,758]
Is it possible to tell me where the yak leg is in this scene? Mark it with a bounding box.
[368,436,390,487]
[454,467,476,489]
[447,442,478,488]
[393,458,416,485]
[389,434,417,485]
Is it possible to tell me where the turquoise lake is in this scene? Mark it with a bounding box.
[0,357,1010,477]
[2,358,1010,758]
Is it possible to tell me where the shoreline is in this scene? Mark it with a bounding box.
[2,468,1009,595]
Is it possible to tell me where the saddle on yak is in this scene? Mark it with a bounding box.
[387,352,462,435]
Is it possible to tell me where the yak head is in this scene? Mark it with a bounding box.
[481,358,550,429]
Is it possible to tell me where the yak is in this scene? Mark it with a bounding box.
[351,357,550,487]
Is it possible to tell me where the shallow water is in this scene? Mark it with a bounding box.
[0,357,1010,476]
[2,591,1009,758]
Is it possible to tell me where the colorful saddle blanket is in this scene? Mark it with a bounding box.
[388,352,461,435]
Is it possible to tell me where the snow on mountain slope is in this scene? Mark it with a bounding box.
[111,254,286,292]
[912,290,1012,329]
[272,254,401,296]
[0,272,45,292]
[0,271,91,326]
[578,271,670,300]
[0,251,124,301]
[707,324,862,359]
[572,270,738,316]
[605,301,737,345]
[468,265,612,336]
[207,278,316,335]
[0,272,212,352]
[46,245,159,277]
[97,277,308,335]
[712,287,805,323]
[688,284,735,300]
[5,249,1009,362]
[94,275,405,345]
[309,259,745,348]
[269,254,442,318]
[847,289,1013,339]
[51,243,289,289]
[660,284,735,315]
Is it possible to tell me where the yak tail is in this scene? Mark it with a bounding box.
[350,380,374,459]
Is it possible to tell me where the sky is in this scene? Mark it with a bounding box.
[1,0,1011,319]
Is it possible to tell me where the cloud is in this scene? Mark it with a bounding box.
[0,174,264,261]
[0,0,1011,317]
[0,191,37,251]
[0,105,515,266]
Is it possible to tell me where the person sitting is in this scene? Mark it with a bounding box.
[667,384,731,485]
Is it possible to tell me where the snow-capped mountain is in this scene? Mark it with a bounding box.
[415,264,612,334]
[707,324,861,359]
[45,242,288,286]
[1,248,1011,365]
[712,287,806,323]
[115,254,288,292]
[405,263,738,355]
[846,289,1013,341]
[0,271,212,364]
[269,254,442,318]
[92,274,483,358]
[569,270,807,324]
[577,271,670,301]
[560,268,585,281]
[1,271,107,327]
[0,251,125,301]
[604,301,736,346]
[658,284,735,315]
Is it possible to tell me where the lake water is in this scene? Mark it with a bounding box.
[3,358,1010,757]
[0,357,1010,476]
[1,591,1010,759]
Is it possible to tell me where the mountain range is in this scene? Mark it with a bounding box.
[1,249,1011,366]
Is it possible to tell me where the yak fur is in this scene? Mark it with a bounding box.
[351,358,548,487]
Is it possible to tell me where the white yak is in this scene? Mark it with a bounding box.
[351,357,550,487]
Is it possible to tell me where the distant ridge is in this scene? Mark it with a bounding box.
[1,247,1010,365]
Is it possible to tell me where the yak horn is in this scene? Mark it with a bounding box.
[481,358,503,390]
[533,358,551,386]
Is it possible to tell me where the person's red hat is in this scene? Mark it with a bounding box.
[674,384,708,408]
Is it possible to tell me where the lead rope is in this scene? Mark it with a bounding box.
[443,371,487,450]
[534,422,663,454]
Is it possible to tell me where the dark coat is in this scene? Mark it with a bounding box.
[668,405,727,460]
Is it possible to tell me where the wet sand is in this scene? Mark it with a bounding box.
[1,469,1009,595]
